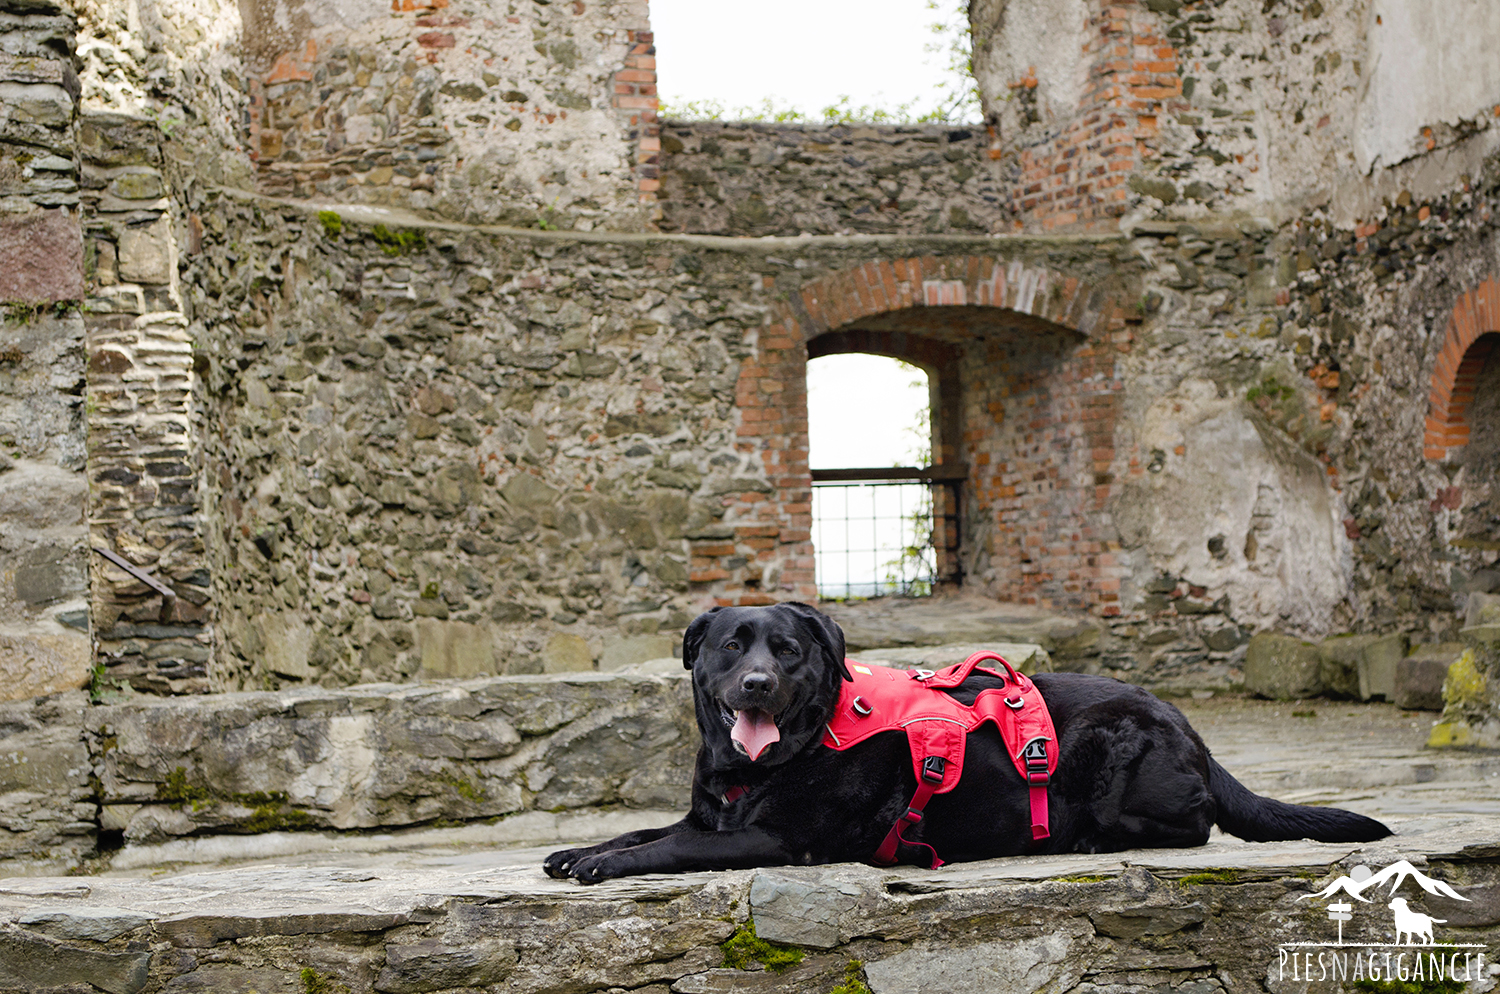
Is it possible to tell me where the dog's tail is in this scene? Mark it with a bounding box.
[1208,757,1392,843]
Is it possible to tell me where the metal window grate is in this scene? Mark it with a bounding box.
[813,481,936,599]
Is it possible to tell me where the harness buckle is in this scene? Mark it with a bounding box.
[902,807,924,825]
[1022,738,1050,785]
[911,668,935,682]
[851,696,873,717]
[1004,694,1024,710]
[921,755,947,784]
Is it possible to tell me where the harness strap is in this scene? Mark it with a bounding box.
[1021,736,1051,841]
[872,755,947,869]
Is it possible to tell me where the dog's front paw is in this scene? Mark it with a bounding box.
[566,850,627,885]
[543,845,597,879]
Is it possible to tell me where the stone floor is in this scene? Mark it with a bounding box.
[1,695,1497,993]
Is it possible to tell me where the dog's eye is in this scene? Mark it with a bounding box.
[778,646,798,657]
[724,640,739,651]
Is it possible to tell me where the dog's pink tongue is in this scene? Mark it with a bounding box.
[730,709,780,761]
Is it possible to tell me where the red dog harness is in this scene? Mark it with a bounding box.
[821,651,1057,869]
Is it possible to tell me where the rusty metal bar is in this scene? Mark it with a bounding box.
[92,546,178,622]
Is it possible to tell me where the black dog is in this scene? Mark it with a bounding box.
[544,603,1390,883]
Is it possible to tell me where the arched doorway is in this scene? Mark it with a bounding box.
[1450,333,1500,554]
[710,255,1132,612]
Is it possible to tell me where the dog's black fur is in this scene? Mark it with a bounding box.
[544,603,1390,883]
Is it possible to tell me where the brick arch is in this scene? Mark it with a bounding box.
[777,256,1127,345]
[694,255,1131,609]
[1426,277,1500,461]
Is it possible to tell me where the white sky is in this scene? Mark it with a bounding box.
[649,0,958,117]
[808,355,928,469]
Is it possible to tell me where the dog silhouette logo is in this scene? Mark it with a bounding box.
[1388,897,1444,946]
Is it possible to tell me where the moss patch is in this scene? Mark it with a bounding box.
[155,768,317,831]
[370,224,426,256]
[1055,874,1114,883]
[300,966,343,994]
[316,210,342,238]
[433,767,487,803]
[156,767,214,808]
[828,958,871,994]
[1179,868,1240,886]
[1353,978,1465,994]
[721,921,804,973]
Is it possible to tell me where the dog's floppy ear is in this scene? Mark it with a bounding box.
[780,601,851,682]
[681,607,723,670]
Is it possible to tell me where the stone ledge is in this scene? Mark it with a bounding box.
[88,672,698,845]
[211,186,1132,252]
[0,829,1495,994]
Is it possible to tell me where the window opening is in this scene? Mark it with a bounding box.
[809,353,952,599]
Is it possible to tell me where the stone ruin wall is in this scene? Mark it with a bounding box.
[0,0,1497,706]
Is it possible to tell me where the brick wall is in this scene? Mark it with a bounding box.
[962,315,1128,613]
[612,29,660,205]
[998,1,1184,232]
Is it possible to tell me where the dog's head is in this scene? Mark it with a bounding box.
[682,602,850,768]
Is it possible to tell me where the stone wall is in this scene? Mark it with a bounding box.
[241,0,658,229]
[2,0,1500,716]
[0,0,90,703]
[657,121,1009,237]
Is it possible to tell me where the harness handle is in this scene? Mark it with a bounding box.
[914,650,1023,689]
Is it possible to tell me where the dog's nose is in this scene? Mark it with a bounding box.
[741,672,774,694]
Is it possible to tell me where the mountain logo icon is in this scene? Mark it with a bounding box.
[1298,859,1470,905]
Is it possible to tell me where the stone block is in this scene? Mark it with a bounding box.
[599,633,677,671]
[0,691,92,871]
[750,872,866,949]
[542,632,593,672]
[0,81,73,126]
[501,472,559,512]
[1317,635,1368,698]
[117,216,172,284]
[1243,633,1323,699]
[856,642,1051,674]
[1358,634,1406,701]
[1467,592,1500,630]
[865,927,1087,994]
[256,613,313,679]
[0,629,91,701]
[1396,643,1463,711]
[417,618,497,678]
[12,547,86,606]
[90,674,693,838]
[0,928,151,994]
[0,208,83,302]
[19,907,154,942]
[108,169,164,201]
[1316,634,1406,701]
